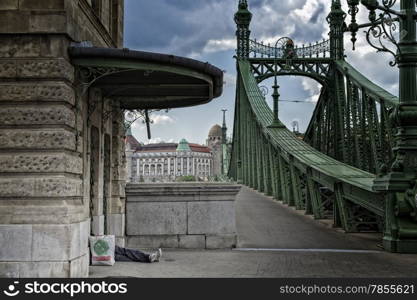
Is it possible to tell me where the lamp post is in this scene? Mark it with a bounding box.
[346,0,417,252]
[268,62,286,128]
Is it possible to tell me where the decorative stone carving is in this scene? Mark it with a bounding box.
[0,82,75,105]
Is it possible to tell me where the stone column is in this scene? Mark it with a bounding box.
[168,157,171,175]
[136,157,140,178]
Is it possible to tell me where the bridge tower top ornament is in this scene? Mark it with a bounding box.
[235,0,252,58]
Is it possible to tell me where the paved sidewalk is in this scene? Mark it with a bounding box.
[90,186,417,278]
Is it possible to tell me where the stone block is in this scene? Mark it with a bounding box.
[69,223,80,260]
[0,225,32,261]
[0,128,76,151]
[179,235,205,249]
[0,152,82,175]
[0,61,17,77]
[126,202,187,235]
[0,82,75,105]
[91,215,104,236]
[68,220,90,260]
[32,224,71,261]
[0,0,18,10]
[17,261,69,278]
[0,176,82,198]
[0,35,40,58]
[126,183,241,202]
[29,12,66,33]
[106,213,125,237]
[127,236,179,249]
[115,237,125,248]
[17,59,74,81]
[188,201,236,235]
[20,0,65,10]
[0,11,30,33]
[0,262,19,278]
[0,105,75,127]
[69,253,89,278]
[206,235,237,249]
[79,220,90,256]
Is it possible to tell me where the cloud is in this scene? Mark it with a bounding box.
[223,72,237,87]
[301,78,321,103]
[145,137,175,145]
[202,39,236,54]
[131,121,144,130]
[151,114,176,125]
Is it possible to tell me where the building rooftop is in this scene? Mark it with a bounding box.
[135,141,211,154]
[125,129,141,149]
[208,124,222,137]
[177,139,191,152]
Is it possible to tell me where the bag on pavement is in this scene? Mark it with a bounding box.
[89,235,115,266]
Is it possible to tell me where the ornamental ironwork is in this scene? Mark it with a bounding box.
[249,38,330,59]
[346,0,402,66]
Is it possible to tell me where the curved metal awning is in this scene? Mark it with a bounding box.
[68,47,224,110]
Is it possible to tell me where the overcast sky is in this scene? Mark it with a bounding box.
[124,0,399,145]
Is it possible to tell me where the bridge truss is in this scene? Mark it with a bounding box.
[229,0,417,253]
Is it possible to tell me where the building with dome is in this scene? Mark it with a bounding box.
[207,109,229,176]
[126,110,230,182]
[126,137,213,183]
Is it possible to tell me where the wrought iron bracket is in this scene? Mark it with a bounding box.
[346,0,405,66]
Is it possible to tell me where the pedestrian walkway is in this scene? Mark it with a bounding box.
[90,186,417,278]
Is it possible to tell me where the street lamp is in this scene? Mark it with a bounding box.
[346,0,404,66]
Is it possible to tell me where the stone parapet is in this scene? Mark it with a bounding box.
[126,183,241,249]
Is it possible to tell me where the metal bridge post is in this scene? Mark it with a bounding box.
[327,0,346,60]
[234,0,252,59]
[372,0,417,253]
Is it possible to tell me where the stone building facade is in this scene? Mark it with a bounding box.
[0,0,125,278]
[127,138,213,183]
[0,0,224,278]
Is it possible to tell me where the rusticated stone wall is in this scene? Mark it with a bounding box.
[0,0,125,278]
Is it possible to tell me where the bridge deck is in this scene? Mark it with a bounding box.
[236,186,380,250]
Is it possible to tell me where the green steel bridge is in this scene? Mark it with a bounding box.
[228,0,417,253]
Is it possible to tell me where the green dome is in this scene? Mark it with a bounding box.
[176,139,191,151]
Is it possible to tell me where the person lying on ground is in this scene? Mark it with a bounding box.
[115,245,162,263]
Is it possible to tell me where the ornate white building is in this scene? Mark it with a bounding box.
[126,138,213,182]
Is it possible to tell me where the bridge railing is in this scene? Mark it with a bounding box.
[304,60,399,175]
[249,39,330,59]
